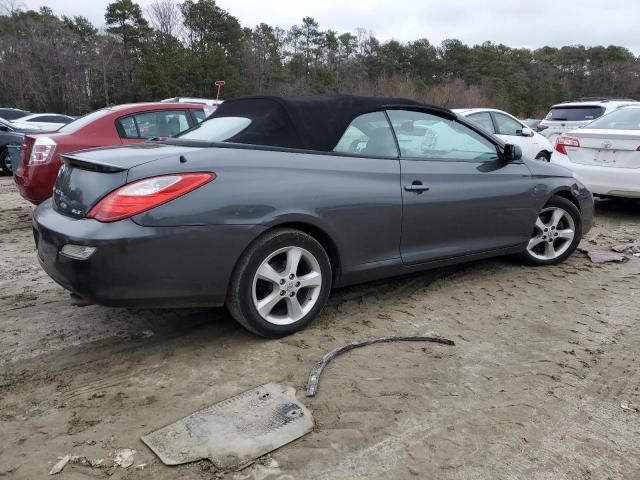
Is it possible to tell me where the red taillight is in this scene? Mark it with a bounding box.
[555,136,580,155]
[29,136,57,165]
[87,173,215,222]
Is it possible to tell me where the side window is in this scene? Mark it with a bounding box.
[387,110,500,162]
[118,110,190,139]
[494,113,523,136]
[135,110,189,138]
[38,115,63,122]
[467,112,495,133]
[333,111,397,157]
[192,110,207,123]
[118,116,138,138]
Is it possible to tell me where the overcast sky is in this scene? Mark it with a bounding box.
[21,0,640,53]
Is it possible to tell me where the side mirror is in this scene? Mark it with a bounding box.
[520,127,534,137]
[504,144,522,162]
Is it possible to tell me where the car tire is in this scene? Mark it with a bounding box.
[0,149,10,175]
[226,228,332,338]
[518,196,582,266]
[535,151,550,162]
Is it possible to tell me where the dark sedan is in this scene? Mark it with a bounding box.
[0,118,39,174]
[33,95,594,337]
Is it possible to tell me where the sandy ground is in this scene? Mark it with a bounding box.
[0,176,639,480]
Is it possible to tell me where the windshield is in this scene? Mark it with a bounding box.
[58,108,113,133]
[177,116,251,142]
[544,106,604,122]
[585,108,640,130]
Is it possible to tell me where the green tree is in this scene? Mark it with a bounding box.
[105,0,151,97]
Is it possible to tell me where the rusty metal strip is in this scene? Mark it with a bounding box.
[305,335,455,397]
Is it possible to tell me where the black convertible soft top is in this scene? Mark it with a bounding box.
[210,95,451,152]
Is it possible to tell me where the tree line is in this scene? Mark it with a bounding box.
[1,0,638,117]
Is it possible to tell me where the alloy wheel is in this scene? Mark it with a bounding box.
[251,246,323,326]
[527,207,576,261]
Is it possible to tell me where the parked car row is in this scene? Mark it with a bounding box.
[11,113,75,131]
[0,107,31,121]
[455,108,553,161]
[1,107,74,175]
[537,97,640,142]
[510,97,640,199]
[0,107,74,130]
[550,105,640,198]
[460,98,640,200]
[14,102,206,203]
[0,117,40,174]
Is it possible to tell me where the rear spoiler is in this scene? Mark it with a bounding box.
[61,154,127,173]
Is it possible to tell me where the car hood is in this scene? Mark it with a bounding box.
[524,157,572,178]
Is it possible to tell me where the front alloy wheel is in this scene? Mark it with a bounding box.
[519,196,582,266]
[527,207,575,260]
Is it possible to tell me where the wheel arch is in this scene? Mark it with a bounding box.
[267,220,342,281]
[549,187,581,211]
[536,149,551,160]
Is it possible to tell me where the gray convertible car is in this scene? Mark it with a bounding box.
[33,95,593,337]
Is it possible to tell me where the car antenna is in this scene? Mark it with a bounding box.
[179,155,187,163]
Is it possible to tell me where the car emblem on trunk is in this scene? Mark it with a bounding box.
[602,142,612,149]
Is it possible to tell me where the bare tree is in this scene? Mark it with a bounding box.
[147,0,182,42]
[0,0,25,16]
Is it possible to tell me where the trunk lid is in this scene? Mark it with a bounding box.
[564,129,640,169]
[52,143,203,219]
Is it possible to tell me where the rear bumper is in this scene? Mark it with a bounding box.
[33,201,265,307]
[14,161,60,204]
[551,151,640,198]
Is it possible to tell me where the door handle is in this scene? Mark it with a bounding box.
[404,182,430,193]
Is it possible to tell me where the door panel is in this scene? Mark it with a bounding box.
[400,159,535,264]
[387,109,536,265]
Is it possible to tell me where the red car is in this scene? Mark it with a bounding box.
[15,102,206,204]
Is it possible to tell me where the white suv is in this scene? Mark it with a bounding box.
[537,97,640,143]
